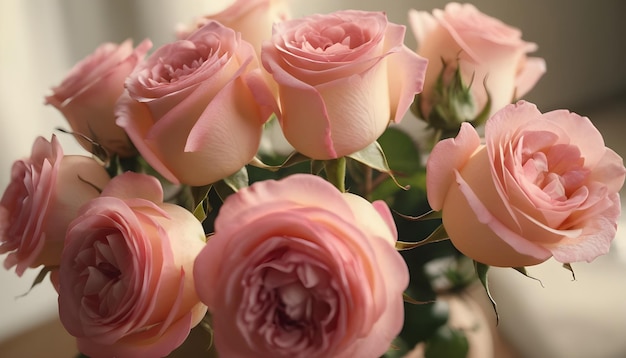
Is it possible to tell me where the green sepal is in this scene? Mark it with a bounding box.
[249,150,311,172]
[212,166,249,202]
[562,263,576,280]
[17,265,56,298]
[426,59,476,132]
[512,266,544,287]
[473,261,499,324]
[404,292,435,305]
[55,127,110,166]
[396,224,449,251]
[249,151,312,172]
[470,75,493,128]
[412,58,493,143]
[395,209,442,221]
[222,166,249,192]
[190,184,212,222]
[248,156,281,171]
[348,141,406,190]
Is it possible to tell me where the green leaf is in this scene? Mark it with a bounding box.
[400,299,449,348]
[17,266,56,298]
[473,261,499,324]
[348,141,406,190]
[310,160,325,175]
[377,127,422,175]
[424,326,469,358]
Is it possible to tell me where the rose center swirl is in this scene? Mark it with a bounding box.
[75,231,129,318]
[149,42,219,85]
[239,247,338,353]
[514,133,589,202]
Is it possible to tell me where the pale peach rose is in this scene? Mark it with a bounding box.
[46,39,151,157]
[56,172,207,358]
[117,21,277,186]
[426,101,625,267]
[262,10,428,159]
[194,174,409,357]
[177,0,290,56]
[0,136,110,276]
[409,3,546,121]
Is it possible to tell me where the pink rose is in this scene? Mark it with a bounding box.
[261,10,428,159]
[0,135,110,276]
[194,174,409,357]
[409,3,546,121]
[426,101,625,267]
[56,172,207,358]
[177,0,290,56]
[45,39,151,157]
[117,21,277,186]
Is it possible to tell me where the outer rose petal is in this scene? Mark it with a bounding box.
[515,56,547,98]
[426,122,481,210]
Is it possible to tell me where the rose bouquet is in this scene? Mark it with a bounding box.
[1,1,624,358]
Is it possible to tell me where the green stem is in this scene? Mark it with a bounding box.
[324,157,346,193]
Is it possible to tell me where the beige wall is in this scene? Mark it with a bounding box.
[48,0,626,112]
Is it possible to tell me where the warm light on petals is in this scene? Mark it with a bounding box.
[427,101,625,266]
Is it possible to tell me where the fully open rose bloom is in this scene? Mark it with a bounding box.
[0,135,110,276]
[55,172,207,358]
[117,21,277,186]
[427,101,625,267]
[194,174,409,357]
[262,10,428,159]
[46,39,151,157]
[409,3,546,122]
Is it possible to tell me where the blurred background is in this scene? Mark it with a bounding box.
[1,0,625,357]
